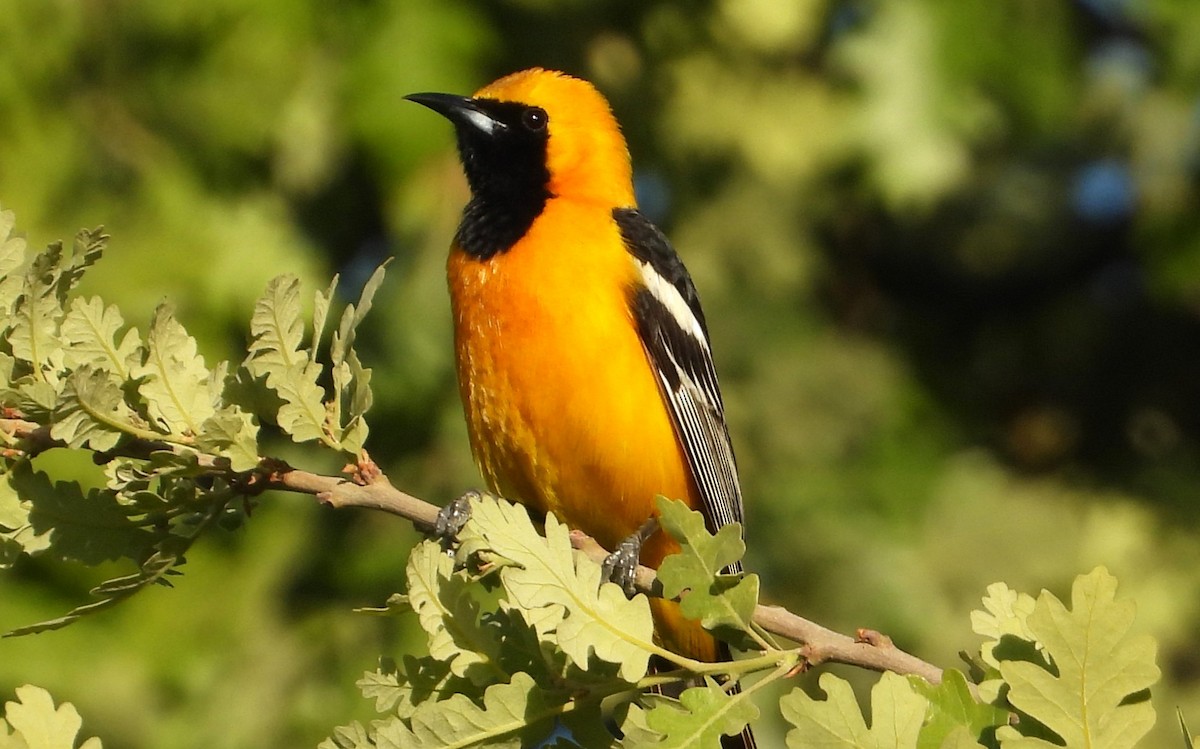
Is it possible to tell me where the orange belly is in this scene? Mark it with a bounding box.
[448,198,718,661]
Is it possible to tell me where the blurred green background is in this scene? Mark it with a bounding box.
[3,0,1200,746]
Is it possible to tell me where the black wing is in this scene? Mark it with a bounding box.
[615,208,744,572]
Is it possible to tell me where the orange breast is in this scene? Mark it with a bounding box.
[448,197,693,549]
[448,197,718,660]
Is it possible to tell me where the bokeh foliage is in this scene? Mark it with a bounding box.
[1,0,1198,747]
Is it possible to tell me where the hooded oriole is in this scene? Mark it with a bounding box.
[408,68,753,748]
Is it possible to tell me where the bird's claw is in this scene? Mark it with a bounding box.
[435,490,479,543]
[601,516,658,597]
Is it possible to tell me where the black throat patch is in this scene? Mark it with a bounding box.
[453,100,553,260]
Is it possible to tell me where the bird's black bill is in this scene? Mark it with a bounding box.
[405,92,505,135]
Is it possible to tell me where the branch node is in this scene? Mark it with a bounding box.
[344,449,389,487]
[856,628,894,649]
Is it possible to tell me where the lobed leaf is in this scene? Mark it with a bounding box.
[133,304,215,436]
[51,366,131,452]
[9,462,156,567]
[334,349,373,454]
[909,670,1001,749]
[319,721,371,749]
[996,567,1159,749]
[247,275,307,369]
[356,665,406,715]
[329,264,385,448]
[0,471,27,531]
[405,539,503,682]
[196,408,260,471]
[310,275,337,363]
[381,654,474,721]
[329,262,388,368]
[0,684,103,749]
[5,547,181,637]
[971,582,1039,670]
[52,226,107,304]
[655,497,758,648]
[245,275,327,444]
[9,242,65,378]
[456,494,655,683]
[0,207,27,331]
[782,671,926,749]
[635,678,759,748]
[60,296,142,377]
[0,474,29,570]
[370,672,567,749]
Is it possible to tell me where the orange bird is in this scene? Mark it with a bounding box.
[408,69,753,748]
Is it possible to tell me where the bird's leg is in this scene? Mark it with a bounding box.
[434,490,480,546]
[602,515,658,597]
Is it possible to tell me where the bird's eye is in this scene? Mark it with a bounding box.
[522,106,548,132]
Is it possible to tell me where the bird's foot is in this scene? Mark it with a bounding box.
[435,490,479,546]
[601,516,658,597]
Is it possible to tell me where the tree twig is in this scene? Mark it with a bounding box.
[0,415,948,685]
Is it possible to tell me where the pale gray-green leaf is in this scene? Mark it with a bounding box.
[61,296,141,376]
[9,243,65,375]
[246,275,327,444]
[0,684,104,749]
[51,367,131,452]
[133,304,214,435]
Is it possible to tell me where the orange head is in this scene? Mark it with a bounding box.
[406,69,636,238]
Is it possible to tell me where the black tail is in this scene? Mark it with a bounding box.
[721,725,757,749]
[718,642,756,749]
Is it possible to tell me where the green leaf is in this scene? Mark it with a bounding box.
[0,207,27,330]
[370,672,566,749]
[310,275,338,364]
[334,348,373,454]
[0,352,14,389]
[9,242,65,378]
[196,408,260,471]
[133,304,215,436]
[329,263,386,450]
[10,463,156,567]
[10,380,59,422]
[938,727,992,749]
[637,678,759,748]
[379,654,475,721]
[405,539,503,682]
[618,703,666,747]
[51,367,133,452]
[781,671,927,749]
[0,471,27,531]
[245,275,327,444]
[655,497,758,648]
[0,474,29,570]
[995,567,1159,749]
[329,262,388,368]
[319,721,371,749]
[971,582,1039,670]
[0,684,103,749]
[456,494,656,683]
[353,593,411,617]
[0,207,25,278]
[357,665,405,714]
[60,296,142,377]
[5,548,181,637]
[910,670,1003,749]
[55,227,107,301]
